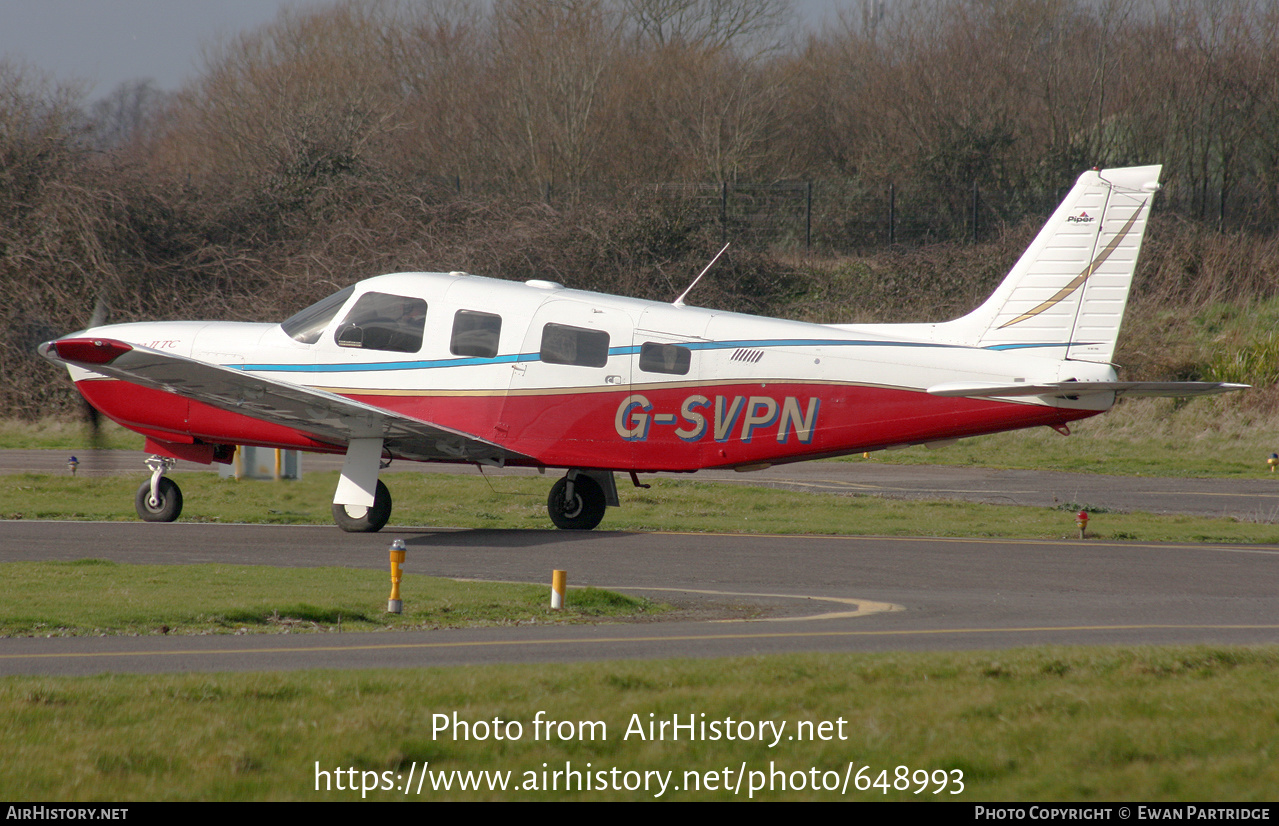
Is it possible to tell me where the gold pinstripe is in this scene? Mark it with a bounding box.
[997,200,1147,329]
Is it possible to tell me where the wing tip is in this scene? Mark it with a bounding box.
[46,337,134,366]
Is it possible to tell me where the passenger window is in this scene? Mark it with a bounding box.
[540,323,610,367]
[639,342,691,375]
[334,292,427,353]
[451,310,502,358]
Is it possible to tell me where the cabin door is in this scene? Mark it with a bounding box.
[503,298,636,468]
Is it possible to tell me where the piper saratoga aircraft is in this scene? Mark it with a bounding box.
[40,165,1244,531]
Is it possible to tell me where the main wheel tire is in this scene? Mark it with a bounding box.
[331,479,392,533]
[547,475,606,530]
[135,477,183,523]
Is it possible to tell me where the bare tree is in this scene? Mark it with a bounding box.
[485,0,622,195]
[162,1,404,198]
[86,78,170,151]
[382,1,488,186]
[0,61,86,226]
[619,0,794,53]
[1152,0,1268,220]
[636,45,787,182]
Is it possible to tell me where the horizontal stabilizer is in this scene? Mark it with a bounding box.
[927,381,1249,399]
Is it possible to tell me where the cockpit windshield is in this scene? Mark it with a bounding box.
[280,286,355,344]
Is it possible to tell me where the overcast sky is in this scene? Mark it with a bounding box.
[0,1,297,96]
[0,0,844,100]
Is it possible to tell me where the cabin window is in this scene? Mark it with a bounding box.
[281,285,355,344]
[540,323,610,368]
[334,292,427,353]
[638,342,692,375]
[450,310,502,358]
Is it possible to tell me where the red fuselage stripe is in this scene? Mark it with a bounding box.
[76,378,1094,471]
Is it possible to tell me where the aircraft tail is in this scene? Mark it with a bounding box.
[933,165,1162,363]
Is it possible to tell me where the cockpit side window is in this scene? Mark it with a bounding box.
[281,285,355,344]
[334,292,428,353]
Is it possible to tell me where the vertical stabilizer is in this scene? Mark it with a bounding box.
[935,165,1161,363]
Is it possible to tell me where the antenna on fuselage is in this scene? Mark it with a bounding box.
[673,243,730,308]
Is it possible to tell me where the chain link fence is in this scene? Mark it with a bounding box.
[426,176,1273,254]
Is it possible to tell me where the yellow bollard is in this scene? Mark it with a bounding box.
[1268,454,1278,473]
[388,539,406,614]
[551,570,567,611]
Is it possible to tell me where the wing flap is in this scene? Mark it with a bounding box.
[41,337,530,467]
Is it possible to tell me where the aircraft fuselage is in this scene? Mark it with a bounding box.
[68,271,1112,474]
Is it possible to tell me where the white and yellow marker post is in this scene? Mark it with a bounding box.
[388,538,406,613]
[551,570,566,611]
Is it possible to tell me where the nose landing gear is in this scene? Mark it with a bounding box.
[135,455,182,522]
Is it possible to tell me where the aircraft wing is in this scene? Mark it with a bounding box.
[927,381,1249,399]
[40,337,530,467]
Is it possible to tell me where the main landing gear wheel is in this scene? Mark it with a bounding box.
[331,479,392,533]
[135,477,183,523]
[547,474,606,530]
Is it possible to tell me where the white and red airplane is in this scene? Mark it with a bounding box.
[40,165,1244,531]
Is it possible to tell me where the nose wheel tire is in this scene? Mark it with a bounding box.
[547,475,606,530]
[331,479,392,533]
[135,477,183,523]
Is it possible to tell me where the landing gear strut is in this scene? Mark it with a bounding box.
[135,455,182,522]
[331,479,393,533]
[547,471,606,530]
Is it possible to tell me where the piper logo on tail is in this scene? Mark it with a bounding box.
[1066,212,1095,224]
[615,394,820,443]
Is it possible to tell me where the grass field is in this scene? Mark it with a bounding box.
[0,419,145,452]
[0,559,659,637]
[4,647,1278,800]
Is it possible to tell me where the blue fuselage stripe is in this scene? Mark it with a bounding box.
[236,338,1089,373]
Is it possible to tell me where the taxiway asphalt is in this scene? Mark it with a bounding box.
[2,521,1277,676]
